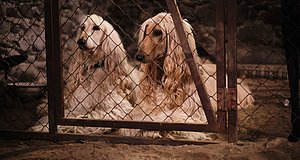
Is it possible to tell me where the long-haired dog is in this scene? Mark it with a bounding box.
[32,14,139,134]
[123,12,254,139]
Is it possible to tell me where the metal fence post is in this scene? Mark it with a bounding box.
[44,0,63,134]
[226,0,238,143]
[215,0,227,134]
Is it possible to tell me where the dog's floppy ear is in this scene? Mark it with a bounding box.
[162,17,198,92]
[137,21,149,51]
[162,21,188,92]
[99,17,128,76]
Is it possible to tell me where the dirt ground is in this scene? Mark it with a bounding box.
[1,78,300,160]
[0,137,300,160]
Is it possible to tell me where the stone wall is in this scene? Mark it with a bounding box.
[0,0,45,84]
[236,0,284,64]
[0,0,285,84]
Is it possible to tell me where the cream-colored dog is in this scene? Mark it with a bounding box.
[32,14,140,134]
[121,12,254,140]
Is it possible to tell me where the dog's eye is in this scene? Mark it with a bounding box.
[152,29,163,37]
[80,25,85,31]
[93,25,100,31]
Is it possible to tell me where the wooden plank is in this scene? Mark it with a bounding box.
[166,0,217,128]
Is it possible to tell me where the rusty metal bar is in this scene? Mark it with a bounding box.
[52,0,64,122]
[59,118,217,132]
[44,0,63,134]
[44,0,56,134]
[0,130,220,146]
[51,0,64,121]
[215,0,227,133]
[166,0,217,128]
[226,0,238,143]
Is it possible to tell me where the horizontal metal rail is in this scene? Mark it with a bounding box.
[0,130,220,146]
[59,118,217,132]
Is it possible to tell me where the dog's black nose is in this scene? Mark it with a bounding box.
[77,38,86,48]
[135,54,145,62]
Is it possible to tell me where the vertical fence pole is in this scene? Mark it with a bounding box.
[226,0,238,143]
[44,0,63,134]
[215,0,227,133]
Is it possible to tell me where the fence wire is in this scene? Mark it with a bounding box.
[236,0,298,140]
[0,0,47,131]
[54,0,220,136]
[0,0,296,142]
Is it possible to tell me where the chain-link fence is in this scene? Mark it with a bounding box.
[236,0,299,141]
[0,0,47,131]
[0,0,296,143]
[46,0,226,139]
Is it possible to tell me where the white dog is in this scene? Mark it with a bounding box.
[32,14,139,134]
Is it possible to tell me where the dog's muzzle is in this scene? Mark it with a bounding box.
[77,38,86,49]
[135,54,145,62]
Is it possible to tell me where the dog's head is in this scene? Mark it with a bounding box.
[135,13,172,64]
[136,13,198,81]
[77,14,106,53]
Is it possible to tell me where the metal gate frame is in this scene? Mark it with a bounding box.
[0,0,238,144]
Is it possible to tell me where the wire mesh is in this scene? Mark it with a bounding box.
[236,0,298,141]
[0,0,47,131]
[0,0,295,142]
[48,0,221,137]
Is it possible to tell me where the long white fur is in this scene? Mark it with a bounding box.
[31,13,254,140]
[121,13,254,140]
[32,14,139,134]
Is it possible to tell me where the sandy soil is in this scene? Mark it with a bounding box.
[0,137,300,160]
[1,78,299,160]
